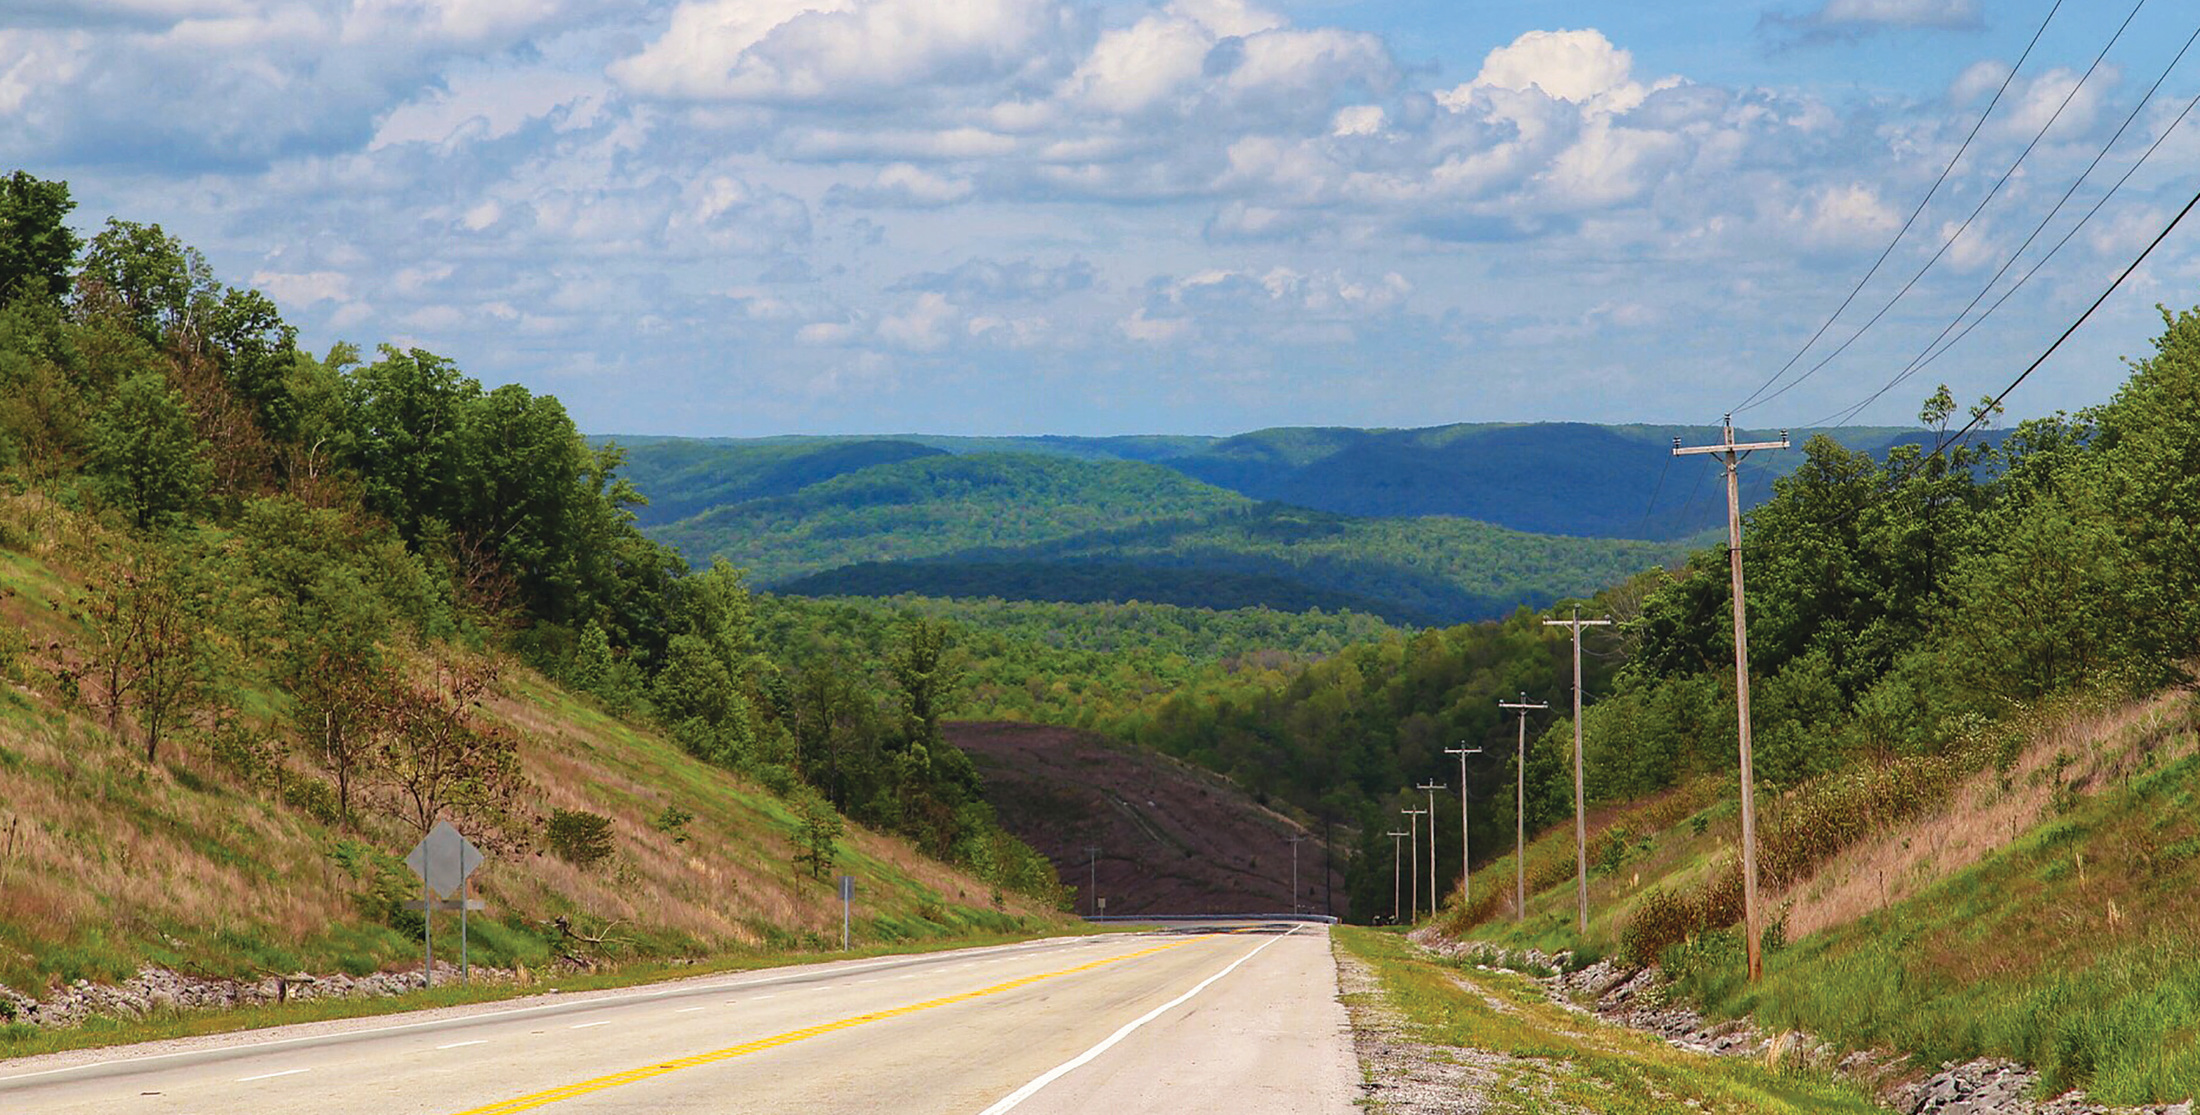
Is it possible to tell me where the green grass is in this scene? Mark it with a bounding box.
[0,925,1061,1061]
[1663,743,2200,1105]
[1335,926,1879,1113]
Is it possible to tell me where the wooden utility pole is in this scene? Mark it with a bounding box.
[1498,693,1548,922]
[1674,417,1789,982]
[1417,780,1447,912]
[1085,846,1101,918]
[1401,806,1426,921]
[1442,745,1481,905]
[1288,834,1304,915]
[1543,607,1610,933]
[1387,830,1409,923]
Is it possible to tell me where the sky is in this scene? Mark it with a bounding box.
[5,0,2198,438]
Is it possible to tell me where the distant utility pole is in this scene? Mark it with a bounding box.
[1288,834,1304,915]
[1544,606,1611,934]
[1387,830,1409,924]
[1443,743,1482,907]
[1675,417,1789,982]
[1498,693,1548,923]
[1401,806,1426,921]
[1417,779,1448,912]
[1085,846,1101,918]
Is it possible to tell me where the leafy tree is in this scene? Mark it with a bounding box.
[75,220,216,343]
[80,547,203,762]
[376,656,525,835]
[0,171,80,302]
[90,372,212,527]
[792,789,843,881]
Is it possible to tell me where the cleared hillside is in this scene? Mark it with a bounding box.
[946,721,1344,917]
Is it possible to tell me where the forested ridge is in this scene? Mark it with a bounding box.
[0,171,1064,994]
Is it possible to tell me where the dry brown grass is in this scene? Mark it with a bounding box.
[1779,690,2197,939]
[0,500,1061,997]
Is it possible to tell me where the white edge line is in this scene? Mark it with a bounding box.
[974,925,1302,1115]
[237,1068,309,1083]
[569,1020,614,1030]
[0,934,1117,1085]
[435,1040,488,1050]
[673,1007,707,1013]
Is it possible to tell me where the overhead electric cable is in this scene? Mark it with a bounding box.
[1923,184,2200,463]
[1739,0,2146,417]
[1728,0,2066,414]
[1804,67,2200,428]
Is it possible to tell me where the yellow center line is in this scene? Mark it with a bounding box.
[444,935,1218,1115]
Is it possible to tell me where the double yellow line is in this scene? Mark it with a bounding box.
[448,936,1207,1114]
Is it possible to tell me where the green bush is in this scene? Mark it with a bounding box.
[547,808,615,867]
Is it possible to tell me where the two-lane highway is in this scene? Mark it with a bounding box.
[0,921,1356,1114]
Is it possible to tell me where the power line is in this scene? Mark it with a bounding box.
[1926,184,2200,462]
[1741,0,2146,418]
[1728,0,2067,415]
[1810,33,2200,428]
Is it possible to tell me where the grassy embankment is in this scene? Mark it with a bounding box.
[1334,925,1879,1113]
[0,496,1067,1057]
[1437,688,2200,1105]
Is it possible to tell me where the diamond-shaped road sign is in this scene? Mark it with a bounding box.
[405,821,485,900]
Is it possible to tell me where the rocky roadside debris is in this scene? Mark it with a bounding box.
[1414,935,2191,1115]
[1335,945,1577,1114]
[0,962,515,1030]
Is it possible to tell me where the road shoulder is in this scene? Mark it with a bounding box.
[1331,927,1882,1114]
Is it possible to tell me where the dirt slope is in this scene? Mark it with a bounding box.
[947,720,1346,917]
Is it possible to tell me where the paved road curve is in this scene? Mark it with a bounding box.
[0,921,1355,1114]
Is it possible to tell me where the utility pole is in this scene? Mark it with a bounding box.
[1085,846,1100,918]
[1288,834,1304,915]
[1674,417,1789,982]
[1443,744,1482,906]
[1387,830,1409,924]
[1417,779,1448,912]
[1498,693,1548,922]
[1401,806,1426,921]
[1544,606,1610,934]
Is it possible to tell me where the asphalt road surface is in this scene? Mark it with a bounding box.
[0,920,1356,1114]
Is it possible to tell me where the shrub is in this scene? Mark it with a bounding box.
[652,805,695,844]
[283,778,340,826]
[791,792,842,882]
[547,808,615,866]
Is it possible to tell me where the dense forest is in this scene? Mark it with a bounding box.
[0,171,1060,905]
[642,449,1681,626]
[615,422,1934,542]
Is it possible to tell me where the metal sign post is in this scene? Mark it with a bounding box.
[837,875,854,950]
[404,822,487,986]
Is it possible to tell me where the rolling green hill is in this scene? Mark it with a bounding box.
[642,451,1681,626]
[609,423,1941,542]
[650,453,1250,586]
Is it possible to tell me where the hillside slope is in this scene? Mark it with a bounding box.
[1435,690,2200,1106]
[945,721,1344,917]
[0,512,1057,1014]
